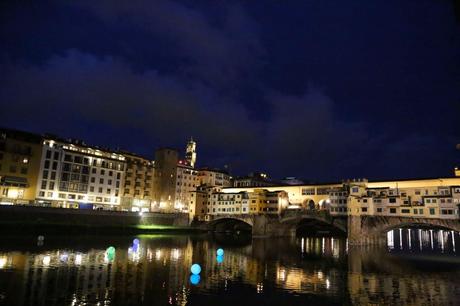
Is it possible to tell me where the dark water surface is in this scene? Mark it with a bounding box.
[0,229,459,305]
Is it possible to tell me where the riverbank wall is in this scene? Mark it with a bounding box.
[0,206,196,234]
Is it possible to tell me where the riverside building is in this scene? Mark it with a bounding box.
[35,136,126,209]
[222,177,460,219]
[119,152,154,212]
[197,167,231,188]
[152,139,198,213]
[0,128,43,205]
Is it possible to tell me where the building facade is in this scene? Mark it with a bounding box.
[120,152,154,212]
[222,177,460,219]
[175,163,198,212]
[152,148,179,211]
[197,168,231,188]
[0,128,43,205]
[232,172,277,188]
[185,138,197,168]
[35,137,126,209]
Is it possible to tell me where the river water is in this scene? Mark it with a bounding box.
[0,228,459,305]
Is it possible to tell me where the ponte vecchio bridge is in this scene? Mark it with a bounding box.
[203,177,460,245]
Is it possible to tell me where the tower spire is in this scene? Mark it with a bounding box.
[185,137,197,168]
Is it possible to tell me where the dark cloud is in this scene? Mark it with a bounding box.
[66,0,265,88]
[0,0,459,180]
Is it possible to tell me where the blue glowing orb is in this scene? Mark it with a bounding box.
[190,263,201,275]
[190,274,200,285]
[217,248,224,256]
[133,238,140,245]
[216,255,224,264]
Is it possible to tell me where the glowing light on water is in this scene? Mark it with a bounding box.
[440,230,444,252]
[430,230,434,250]
[452,231,456,252]
[75,254,82,265]
[190,274,200,285]
[256,282,264,293]
[419,229,422,251]
[190,264,201,275]
[42,255,51,266]
[387,231,394,249]
[399,228,403,250]
[60,253,68,262]
[408,229,411,249]
[172,249,180,260]
[0,257,7,269]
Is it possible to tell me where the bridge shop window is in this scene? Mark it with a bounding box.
[429,208,436,215]
[401,209,410,214]
[361,207,367,212]
[441,209,453,215]
[390,208,396,214]
[302,188,315,195]
[376,208,383,213]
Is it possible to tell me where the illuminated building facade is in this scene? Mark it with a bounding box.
[35,137,126,209]
[0,128,43,205]
[120,152,154,212]
[208,191,247,215]
[185,137,197,168]
[189,185,214,221]
[152,148,178,211]
[152,140,198,212]
[197,167,231,188]
[348,178,460,219]
[223,177,460,219]
[232,172,276,187]
[175,163,198,212]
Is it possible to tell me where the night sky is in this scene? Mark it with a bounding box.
[1,1,459,181]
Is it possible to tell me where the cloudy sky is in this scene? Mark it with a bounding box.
[1,0,459,181]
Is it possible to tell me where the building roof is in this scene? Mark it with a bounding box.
[0,127,43,143]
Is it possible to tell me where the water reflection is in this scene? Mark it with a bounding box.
[0,231,458,305]
[387,228,459,254]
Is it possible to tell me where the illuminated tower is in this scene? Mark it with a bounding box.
[185,137,197,168]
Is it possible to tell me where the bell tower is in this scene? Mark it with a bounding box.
[185,137,197,168]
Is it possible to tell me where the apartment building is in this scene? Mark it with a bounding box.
[348,179,460,219]
[197,167,231,188]
[208,191,248,215]
[232,172,277,188]
[175,162,198,212]
[0,128,43,205]
[35,137,126,209]
[120,152,154,212]
[189,185,221,221]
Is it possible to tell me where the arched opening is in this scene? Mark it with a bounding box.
[295,218,346,237]
[384,224,460,254]
[302,199,315,210]
[318,199,330,210]
[208,218,252,234]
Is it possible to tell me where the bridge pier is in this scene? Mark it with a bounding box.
[252,215,295,237]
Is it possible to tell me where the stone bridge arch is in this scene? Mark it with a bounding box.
[280,213,348,235]
[348,216,460,245]
[206,214,254,232]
